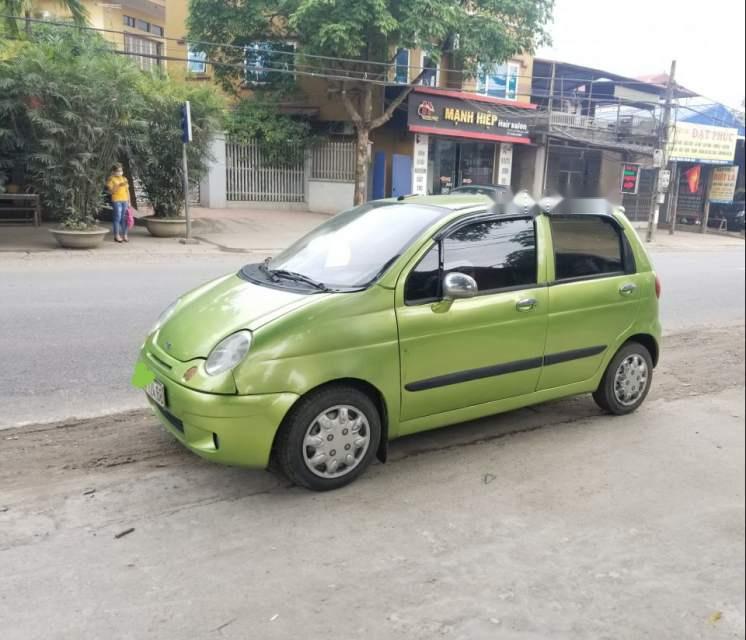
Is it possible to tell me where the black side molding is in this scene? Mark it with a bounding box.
[405,346,607,392]
[543,345,607,366]
[405,357,544,392]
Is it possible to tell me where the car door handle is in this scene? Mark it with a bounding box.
[516,298,538,312]
[619,283,637,296]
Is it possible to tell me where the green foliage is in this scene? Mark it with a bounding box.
[227,100,312,166]
[1,0,88,36]
[134,75,224,217]
[188,0,554,87]
[0,29,224,226]
[0,30,143,227]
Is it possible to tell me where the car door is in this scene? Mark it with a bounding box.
[396,215,549,427]
[537,213,643,391]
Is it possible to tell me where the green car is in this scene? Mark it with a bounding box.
[135,194,662,491]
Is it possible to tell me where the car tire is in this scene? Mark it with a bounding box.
[593,342,654,416]
[274,385,381,491]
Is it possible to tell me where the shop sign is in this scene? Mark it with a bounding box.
[497,144,513,186]
[620,163,641,194]
[668,122,738,164]
[412,134,429,195]
[708,165,739,203]
[408,93,532,142]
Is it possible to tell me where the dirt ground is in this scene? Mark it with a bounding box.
[1,325,744,640]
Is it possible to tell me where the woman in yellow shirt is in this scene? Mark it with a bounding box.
[106,164,130,243]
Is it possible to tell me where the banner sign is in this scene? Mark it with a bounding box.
[709,165,740,203]
[620,163,641,194]
[408,93,532,143]
[412,134,429,195]
[668,122,738,164]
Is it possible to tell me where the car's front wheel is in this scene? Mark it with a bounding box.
[593,342,654,415]
[275,385,381,491]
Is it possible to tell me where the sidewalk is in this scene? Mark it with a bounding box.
[0,207,331,258]
[0,206,742,260]
[635,227,745,252]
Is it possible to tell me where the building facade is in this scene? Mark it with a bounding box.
[35,0,167,72]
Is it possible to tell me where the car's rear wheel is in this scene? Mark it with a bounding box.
[275,385,381,491]
[593,342,653,415]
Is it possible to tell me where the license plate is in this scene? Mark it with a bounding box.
[145,380,167,408]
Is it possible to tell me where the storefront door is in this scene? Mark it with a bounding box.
[428,138,496,194]
[459,142,495,186]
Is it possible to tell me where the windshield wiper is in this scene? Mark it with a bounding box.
[270,269,329,291]
[260,259,328,291]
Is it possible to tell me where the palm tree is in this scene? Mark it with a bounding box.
[1,0,88,37]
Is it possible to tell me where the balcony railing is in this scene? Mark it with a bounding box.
[548,111,657,136]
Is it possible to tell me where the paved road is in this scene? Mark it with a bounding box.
[0,247,743,429]
[1,327,743,639]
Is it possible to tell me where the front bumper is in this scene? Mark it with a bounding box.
[143,364,298,468]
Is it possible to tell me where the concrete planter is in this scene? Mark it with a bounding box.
[144,216,187,238]
[49,227,108,250]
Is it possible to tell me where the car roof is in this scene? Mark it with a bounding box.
[381,194,491,209]
[452,184,506,191]
[377,193,625,222]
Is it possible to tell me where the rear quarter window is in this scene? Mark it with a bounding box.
[550,215,628,281]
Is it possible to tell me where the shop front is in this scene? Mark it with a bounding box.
[405,88,537,196]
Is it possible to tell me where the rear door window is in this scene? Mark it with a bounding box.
[550,215,627,281]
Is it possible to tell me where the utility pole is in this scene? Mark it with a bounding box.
[646,60,676,243]
[668,162,680,235]
[179,101,198,245]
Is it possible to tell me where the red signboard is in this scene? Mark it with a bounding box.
[621,163,641,195]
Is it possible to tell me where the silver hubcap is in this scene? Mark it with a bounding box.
[302,405,371,479]
[613,354,649,407]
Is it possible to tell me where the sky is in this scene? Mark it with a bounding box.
[537,0,746,109]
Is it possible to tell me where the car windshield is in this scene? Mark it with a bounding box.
[264,202,447,289]
[453,186,504,196]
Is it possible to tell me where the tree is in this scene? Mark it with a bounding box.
[135,75,224,218]
[0,29,143,228]
[188,0,553,204]
[1,0,88,36]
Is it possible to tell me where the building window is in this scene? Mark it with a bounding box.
[187,46,207,74]
[394,48,409,84]
[421,53,439,87]
[245,42,295,86]
[477,62,520,100]
[123,16,164,37]
[124,34,162,71]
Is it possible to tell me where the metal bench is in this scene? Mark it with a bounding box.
[0,193,41,227]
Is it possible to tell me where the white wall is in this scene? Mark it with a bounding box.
[308,180,355,214]
[200,134,227,209]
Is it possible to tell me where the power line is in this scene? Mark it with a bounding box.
[0,13,724,92]
[4,15,743,130]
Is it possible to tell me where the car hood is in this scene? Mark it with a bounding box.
[156,274,325,362]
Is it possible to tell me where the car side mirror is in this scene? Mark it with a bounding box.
[443,272,478,301]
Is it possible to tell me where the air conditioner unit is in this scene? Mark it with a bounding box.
[329,121,355,136]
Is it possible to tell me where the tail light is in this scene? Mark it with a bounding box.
[655,275,662,299]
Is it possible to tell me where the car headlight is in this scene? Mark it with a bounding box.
[205,331,252,376]
[151,300,180,335]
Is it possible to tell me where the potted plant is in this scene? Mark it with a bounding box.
[135,76,223,238]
